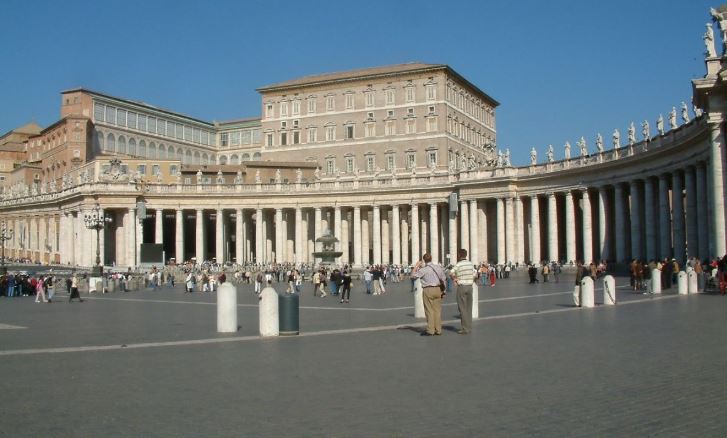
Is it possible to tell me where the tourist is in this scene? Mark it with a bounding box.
[552,262,561,283]
[363,267,373,294]
[489,264,496,287]
[452,249,475,335]
[185,271,195,293]
[69,273,83,302]
[34,276,48,303]
[411,253,446,336]
[46,272,55,302]
[528,264,538,284]
[542,262,550,282]
[340,270,352,303]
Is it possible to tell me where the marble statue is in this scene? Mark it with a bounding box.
[296,168,302,183]
[694,105,703,117]
[504,148,511,167]
[628,122,636,145]
[681,102,690,123]
[196,169,203,184]
[216,170,224,184]
[596,134,604,153]
[274,169,281,184]
[255,170,261,183]
[234,170,243,184]
[711,7,727,52]
[705,22,718,57]
[496,150,503,168]
[530,147,537,165]
[612,129,620,149]
[546,145,554,162]
[657,114,664,136]
[669,107,678,129]
[578,137,588,157]
[564,142,571,160]
[641,120,650,140]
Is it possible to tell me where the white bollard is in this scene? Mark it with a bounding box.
[603,275,616,305]
[581,277,595,308]
[686,266,694,274]
[89,277,102,293]
[651,269,662,294]
[677,272,688,295]
[573,285,581,307]
[217,282,238,333]
[688,270,698,294]
[259,285,279,337]
[414,279,425,319]
[472,283,479,319]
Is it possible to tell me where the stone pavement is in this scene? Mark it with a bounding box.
[1,271,726,437]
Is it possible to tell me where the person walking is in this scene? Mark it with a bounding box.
[185,271,195,293]
[340,270,352,303]
[45,272,55,302]
[34,276,48,303]
[452,249,475,335]
[69,273,83,302]
[411,253,446,336]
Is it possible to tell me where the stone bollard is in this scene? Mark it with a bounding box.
[688,270,698,294]
[259,285,279,337]
[580,277,595,308]
[217,282,238,333]
[677,271,688,295]
[603,275,616,305]
[472,283,479,319]
[89,277,102,293]
[107,278,115,293]
[651,269,662,294]
[573,285,581,307]
[414,278,425,319]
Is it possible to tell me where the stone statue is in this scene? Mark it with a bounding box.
[296,168,302,183]
[628,122,636,145]
[669,107,677,129]
[255,169,261,183]
[612,129,620,149]
[496,150,503,168]
[596,134,604,153]
[196,169,203,184]
[705,22,718,57]
[657,114,664,136]
[234,170,243,184]
[564,142,571,160]
[216,170,224,184]
[313,167,320,180]
[641,120,650,141]
[681,102,690,123]
[274,169,281,184]
[504,148,511,167]
[578,137,588,157]
[546,145,554,162]
[530,147,537,165]
[710,7,727,52]
[694,105,703,117]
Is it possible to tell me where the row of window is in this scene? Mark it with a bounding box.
[219,128,262,147]
[265,116,439,147]
[445,82,494,127]
[265,81,438,119]
[93,102,216,147]
[323,150,439,175]
[446,116,494,148]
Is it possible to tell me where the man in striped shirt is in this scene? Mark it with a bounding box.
[452,248,475,334]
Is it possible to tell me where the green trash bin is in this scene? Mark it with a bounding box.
[278,293,299,336]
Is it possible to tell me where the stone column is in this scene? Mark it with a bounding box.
[236,209,244,265]
[195,209,205,263]
[530,196,540,263]
[334,205,342,264]
[547,193,558,262]
[128,207,137,268]
[685,166,698,259]
[460,200,469,256]
[696,163,709,259]
[274,208,283,263]
[429,203,439,263]
[658,174,671,259]
[353,206,362,267]
[469,199,479,264]
[505,198,514,264]
[514,197,524,264]
[155,209,163,244]
[630,181,643,260]
[496,198,505,264]
[381,209,390,264]
[479,201,488,263]
[613,184,626,262]
[400,205,409,266]
[420,207,428,255]
[294,207,303,265]
[255,208,264,263]
[411,203,420,261]
[372,205,381,265]
[361,209,370,265]
[644,178,656,261]
[598,187,609,261]
[392,204,401,265]
[216,208,225,264]
[582,190,592,263]
[175,209,184,263]
[708,122,726,257]
[449,204,457,264]
[672,171,685,262]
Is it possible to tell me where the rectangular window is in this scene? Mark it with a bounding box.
[137,164,146,175]
[157,119,166,136]
[281,121,287,129]
[127,112,137,129]
[193,128,201,143]
[170,165,178,175]
[426,117,437,132]
[241,130,251,144]
[308,128,317,143]
[326,159,335,175]
[93,103,105,122]
[345,94,354,109]
[325,126,335,141]
[385,121,395,136]
[201,130,209,145]
[266,133,274,146]
[252,129,261,143]
[148,117,157,133]
[428,151,437,167]
[407,108,414,116]
[326,95,335,111]
[366,156,375,172]
[345,157,354,173]
[117,109,127,127]
[292,100,300,115]
[426,85,436,100]
[105,106,116,124]
[152,164,161,176]
[308,99,316,114]
[138,115,147,131]
[184,126,193,141]
[346,125,354,139]
[406,119,415,134]
[280,132,287,146]
[365,123,375,137]
[386,89,395,105]
[428,105,435,114]
[365,92,374,107]
[184,177,191,184]
[406,153,415,169]
[406,87,415,102]
[281,102,288,117]
[231,132,240,146]
[175,124,183,140]
[293,131,300,144]
[266,104,273,118]
[386,155,394,170]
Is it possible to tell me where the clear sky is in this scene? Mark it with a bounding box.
[0,0,717,165]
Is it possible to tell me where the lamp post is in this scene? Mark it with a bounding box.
[84,204,111,276]
[0,220,14,275]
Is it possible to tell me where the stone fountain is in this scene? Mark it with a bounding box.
[312,229,342,267]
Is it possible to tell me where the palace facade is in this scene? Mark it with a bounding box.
[0,39,725,269]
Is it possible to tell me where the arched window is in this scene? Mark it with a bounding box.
[149,142,157,159]
[241,153,250,162]
[194,151,201,164]
[167,144,175,159]
[185,149,192,164]
[128,138,136,156]
[117,135,126,154]
[96,131,104,151]
[176,148,183,160]
[230,154,239,165]
[253,152,261,161]
[219,155,228,165]
[139,140,147,157]
[202,153,210,164]
[159,144,167,159]
[106,133,115,152]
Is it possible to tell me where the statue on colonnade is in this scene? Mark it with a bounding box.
[564,141,571,160]
[546,145,554,162]
[657,114,664,136]
[530,147,537,165]
[612,129,620,149]
[710,7,727,53]
[628,122,636,145]
[669,107,678,129]
[681,102,690,123]
[595,133,604,153]
[705,22,718,57]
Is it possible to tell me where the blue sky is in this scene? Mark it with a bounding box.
[0,0,716,165]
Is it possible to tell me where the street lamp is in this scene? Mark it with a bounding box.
[84,204,111,276]
[0,220,14,275]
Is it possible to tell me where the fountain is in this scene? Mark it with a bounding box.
[312,229,342,267]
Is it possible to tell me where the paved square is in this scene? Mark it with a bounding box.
[1,270,726,437]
